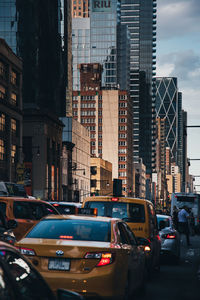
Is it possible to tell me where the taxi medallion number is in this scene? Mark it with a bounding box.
[48,258,70,271]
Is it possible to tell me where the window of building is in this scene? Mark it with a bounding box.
[98,126,102,131]
[10,70,17,85]
[98,141,102,146]
[0,139,4,160]
[11,144,16,164]
[119,156,126,161]
[119,148,127,154]
[0,61,6,79]
[10,92,17,106]
[119,118,127,123]
[119,141,126,146]
[91,141,95,146]
[119,110,127,115]
[119,164,126,169]
[98,118,102,123]
[119,133,127,138]
[0,113,5,131]
[0,85,6,100]
[11,119,16,135]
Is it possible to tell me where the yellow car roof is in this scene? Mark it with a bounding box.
[43,214,115,222]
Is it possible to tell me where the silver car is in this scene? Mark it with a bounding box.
[157,214,180,263]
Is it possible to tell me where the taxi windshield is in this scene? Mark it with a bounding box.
[85,201,145,223]
[26,219,111,242]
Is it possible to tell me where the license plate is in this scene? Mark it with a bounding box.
[48,258,70,271]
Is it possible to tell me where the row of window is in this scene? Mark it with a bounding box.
[0,61,19,86]
[0,113,17,134]
[0,138,16,162]
[0,85,18,106]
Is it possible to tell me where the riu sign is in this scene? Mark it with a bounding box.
[92,0,112,12]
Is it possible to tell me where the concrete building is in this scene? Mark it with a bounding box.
[0,39,23,182]
[61,117,90,202]
[72,85,133,196]
[134,159,146,199]
[90,157,112,196]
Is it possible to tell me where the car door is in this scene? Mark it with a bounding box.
[13,201,37,241]
[117,222,140,291]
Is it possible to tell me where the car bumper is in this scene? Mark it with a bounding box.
[41,263,126,299]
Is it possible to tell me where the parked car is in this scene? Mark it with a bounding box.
[0,241,83,300]
[49,202,82,214]
[16,214,146,299]
[82,196,161,272]
[0,196,59,241]
[157,214,180,263]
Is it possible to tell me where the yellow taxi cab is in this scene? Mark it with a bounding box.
[16,213,146,299]
[82,196,161,271]
[0,196,59,241]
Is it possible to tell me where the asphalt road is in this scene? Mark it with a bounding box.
[135,235,200,300]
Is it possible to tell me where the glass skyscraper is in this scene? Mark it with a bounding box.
[72,18,90,91]
[0,0,70,117]
[155,77,179,162]
[0,0,18,53]
[121,0,157,174]
[90,0,129,90]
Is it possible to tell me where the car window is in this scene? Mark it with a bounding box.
[0,202,6,215]
[26,219,111,242]
[13,202,33,219]
[123,223,137,246]
[118,222,131,245]
[43,204,58,216]
[85,201,106,216]
[0,250,54,300]
[157,217,170,229]
[0,260,16,299]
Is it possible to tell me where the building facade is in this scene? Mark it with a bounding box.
[155,77,179,163]
[90,157,112,196]
[121,0,157,174]
[0,39,23,182]
[0,1,72,198]
[72,17,91,91]
[72,0,89,18]
[72,87,133,196]
[90,0,130,90]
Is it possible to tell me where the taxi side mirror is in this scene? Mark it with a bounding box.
[7,219,18,229]
[57,289,84,300]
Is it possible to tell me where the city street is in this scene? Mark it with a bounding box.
[136,235,200,300]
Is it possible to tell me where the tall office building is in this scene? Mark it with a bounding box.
[121,0,157,174]
[155,77,179,163]
[90,0,130,90]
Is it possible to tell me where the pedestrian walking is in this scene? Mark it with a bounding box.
[178,206,191,246]
[172,205,179,230]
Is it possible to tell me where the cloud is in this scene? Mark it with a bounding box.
[157,0,200,39]
[157,50,200,88]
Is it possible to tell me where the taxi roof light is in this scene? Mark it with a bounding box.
[75,207,98,216]
[111,197,119,202]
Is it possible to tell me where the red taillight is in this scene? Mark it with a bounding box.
[111,197,118,202]
[53,203,59,207]
[162,233,176,239]
[156,234,161,241]
[84,252,114,267]
[166,234,176,239]
[17,247,36,256]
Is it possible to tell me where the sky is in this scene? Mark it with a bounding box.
[156,0,200,190]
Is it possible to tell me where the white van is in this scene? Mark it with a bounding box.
[171,192,200,226]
